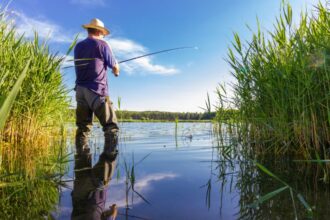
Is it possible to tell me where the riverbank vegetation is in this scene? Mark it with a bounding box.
[0,7,69,172]
[217,1,329,159]
[0,8,70,218]
[211,3,330,215]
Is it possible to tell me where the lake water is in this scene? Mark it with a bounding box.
[52,122,330,220]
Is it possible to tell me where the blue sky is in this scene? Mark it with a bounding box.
[5,0,321,112]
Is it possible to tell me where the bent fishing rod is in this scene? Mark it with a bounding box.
[63,46,198,68]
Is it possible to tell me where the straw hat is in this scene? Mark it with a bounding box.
[82,18,110,36]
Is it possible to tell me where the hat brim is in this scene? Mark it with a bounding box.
[82,24,110,36]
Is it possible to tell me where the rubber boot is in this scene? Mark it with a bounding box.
[103,129,119,160]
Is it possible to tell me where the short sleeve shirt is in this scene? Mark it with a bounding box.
[74,37,117,96]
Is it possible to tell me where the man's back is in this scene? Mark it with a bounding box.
[74,38,114,96]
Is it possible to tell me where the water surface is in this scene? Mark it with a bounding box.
[54,122,330,220]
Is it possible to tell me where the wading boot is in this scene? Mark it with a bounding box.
[103,129,119,160]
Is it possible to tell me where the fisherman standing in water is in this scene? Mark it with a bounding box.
[74,18,120,157]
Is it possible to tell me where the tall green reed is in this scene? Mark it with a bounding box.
[223,1,329,157]
[0,7,72,218]
[119,152,151,214]
[0,8,70,176]
[250,161,313,219]
[209,129,322,219]
[0,137,68,219]
[0,59,31,129]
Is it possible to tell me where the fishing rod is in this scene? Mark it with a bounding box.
[63,46,198,69]
[118,46,198,63]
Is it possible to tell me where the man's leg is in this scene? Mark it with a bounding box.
[75,87,93,154]
[92,96,119,157]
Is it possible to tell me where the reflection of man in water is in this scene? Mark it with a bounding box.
[71,144,118,220]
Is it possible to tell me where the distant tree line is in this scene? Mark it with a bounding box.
[117,110,216,121]
[67,109,241,122]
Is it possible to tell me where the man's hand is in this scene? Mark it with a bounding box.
[112,63,120,77]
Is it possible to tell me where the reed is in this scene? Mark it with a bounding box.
[223,1,330,157]
[122,152,151,209]
[175,116,179,147]
[0,8,70,177]
[0,137,68,219]
[208,129,326,219]
[0,7,71,218]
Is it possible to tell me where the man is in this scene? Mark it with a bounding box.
[74,18,120,157]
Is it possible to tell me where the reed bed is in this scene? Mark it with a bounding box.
[0,136,68,219]
[0,9,70,177]
[224,2,330,158]
[0,7,70,218]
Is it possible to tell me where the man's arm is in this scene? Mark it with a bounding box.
[103,43,120,77]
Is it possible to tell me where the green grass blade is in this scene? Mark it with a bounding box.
[66,33,79,55]
[116,168,121,180]
[289,188,298,220]
[0,96,4,106]
[135,152,152,167]
[206,179,211,209]
[0,181,24,188]
[117,97,121,110]
[132,189,151,205]
[249,185,289,208]
[293,160,330,163]
[297,193,313,215]
[0,59,31,129]
[130,166,135,189]
[255,161,288,185]
[314,151,324,166]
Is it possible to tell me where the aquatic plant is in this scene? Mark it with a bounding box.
[223,1,330,157]
[208,130,324,219]
[0,7,70,176]
[0,136,68,219]
[212,3,330,217]
[250,161,313,219]
[175,116,179,147]
[200,92,212,114]
[0,60,31,129]
[121,152,151,209]
[0,6,72,219]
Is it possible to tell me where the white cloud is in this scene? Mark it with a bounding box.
[133,173,177,190]
[106,37,180,75]
[106,172,178,208]
[109,38,146,56]
[9,11,72,43]
[133,57,178,75]
[70,0,105,6]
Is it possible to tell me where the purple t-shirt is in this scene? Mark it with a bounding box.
[74,37,117,96]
